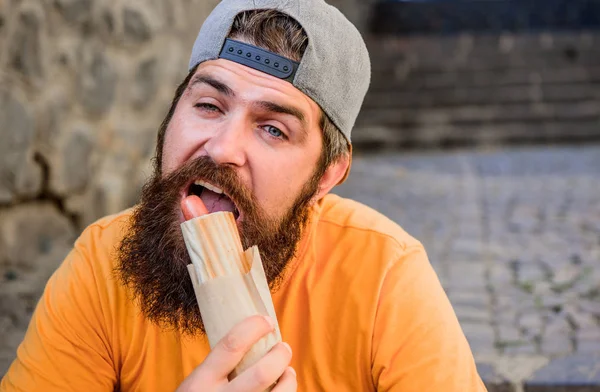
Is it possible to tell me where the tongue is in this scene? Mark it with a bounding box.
[200,189,237,214]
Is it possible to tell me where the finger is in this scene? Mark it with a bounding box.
[200,315,275,380]
[272,367,298,392]
[227,342,293,391]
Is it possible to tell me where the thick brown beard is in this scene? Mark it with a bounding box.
[115,155,320,335]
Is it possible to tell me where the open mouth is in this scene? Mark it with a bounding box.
[187,179,240,220]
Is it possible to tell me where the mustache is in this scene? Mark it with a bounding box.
[149,156,257,218]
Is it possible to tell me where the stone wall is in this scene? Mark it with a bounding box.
[353,31,600,150]
[0,0,224,374]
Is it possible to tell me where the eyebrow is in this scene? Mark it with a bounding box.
[188,74,235,97]
[254,100,307,128]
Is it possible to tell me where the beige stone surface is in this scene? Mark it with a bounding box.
[0,0,221,375]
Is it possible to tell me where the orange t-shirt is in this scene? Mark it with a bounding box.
[1,194,486,391]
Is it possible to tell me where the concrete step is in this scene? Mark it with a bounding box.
[351,120,600,150]
[362,83,600,109]
[365,32,600,58]
[366,33,600,73]
[369,66,600,90]
[370,50,600,74]
[357,102,600,127]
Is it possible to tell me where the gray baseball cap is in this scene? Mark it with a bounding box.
[188,0,371,143]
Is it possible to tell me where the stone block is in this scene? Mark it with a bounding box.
[447,239,486,263]
[462,322,497,355]
[456,305,492,324]
[546,314,573,335]
[515,262,548,287]
[477,363,516,392]
[541,294,568,311]
[525,353,600,391]
[497,325,523,344]
[532,281,554,297]
[576,328,600,342]
[490,265,515,287]
[0,9,5,61]
[552,264,583,289]
[519,313,544,335]
[448,289,490,308]
[9,3,44,79]
[497,324,537,354]
[494,309,519,328]
[93,6,115,38]
[578,301,600,318]
[49,122,95,195]
[0,204,75,271]
[446,261,487,289]
[0,325,27,377]
[566,308,599,330]
[79,49,117,116]
[14,158,43,198]
[503,341,539,355]
[123,6,155,43]
[131,58,158,110]
[0,293,30,332]
[540,314,575,356]
[541,335,574,357]
[157,38,187,88]
[0,88,40,203]
[54,0,92,25]
[35,85,70,156]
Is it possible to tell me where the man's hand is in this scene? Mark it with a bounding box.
[177,315,297,392]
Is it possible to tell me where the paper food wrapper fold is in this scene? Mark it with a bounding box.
[181,211,282,379]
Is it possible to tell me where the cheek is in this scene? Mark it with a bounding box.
[161,132,178,174]
[162,132,188,175]
[161,110,202,174]
[250,149,319,215]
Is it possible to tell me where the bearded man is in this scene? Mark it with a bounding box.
[1,0,487,391]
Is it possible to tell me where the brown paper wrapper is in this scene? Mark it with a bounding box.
[181,212,282,380]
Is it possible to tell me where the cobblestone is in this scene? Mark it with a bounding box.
[335,145,600,387]
[524,353,600,391]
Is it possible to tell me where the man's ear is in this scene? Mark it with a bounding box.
[311,153,350,204]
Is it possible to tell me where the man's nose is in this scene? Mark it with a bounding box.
[203,119,248,167]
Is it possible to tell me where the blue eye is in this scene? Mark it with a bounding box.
[264,125,284,138]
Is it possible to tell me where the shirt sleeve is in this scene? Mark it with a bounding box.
[371,244,487,392]
[1,234,117,391]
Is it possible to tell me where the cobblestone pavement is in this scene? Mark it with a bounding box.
[335,145,600,388]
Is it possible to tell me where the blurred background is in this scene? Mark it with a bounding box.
[1,0,599,389]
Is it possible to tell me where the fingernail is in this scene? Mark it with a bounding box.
[262,315,275,330]
[288,367,297,377]
[282,342,292,354]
